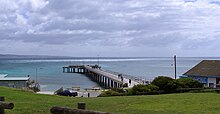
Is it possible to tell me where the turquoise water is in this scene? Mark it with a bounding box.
[0,57,219,91]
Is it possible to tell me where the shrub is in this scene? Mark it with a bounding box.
[146,84,159,92]
[131,84,159,95]
[98,90,122,97]
[151,76,174,90]
[111,88,125,93]
[98,92,109,97]
[99,77,204,97]
[164,80,180,93]
[132,84,149,95]
[177,78,203,88]
[127,88,134,95]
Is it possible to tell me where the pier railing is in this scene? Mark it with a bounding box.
[102,69,146,84]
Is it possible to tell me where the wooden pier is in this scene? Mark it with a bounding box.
[63,65,144,88]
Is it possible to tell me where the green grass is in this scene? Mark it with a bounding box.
[1,87,220,114]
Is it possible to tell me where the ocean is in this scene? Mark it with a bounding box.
[0,57,219,92]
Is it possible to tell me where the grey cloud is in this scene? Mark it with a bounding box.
[0,0,220,56]
[129,32,184,47]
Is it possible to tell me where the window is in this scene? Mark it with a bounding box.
[209,83,214,88]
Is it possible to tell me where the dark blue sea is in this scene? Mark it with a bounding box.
[0,57,219,92]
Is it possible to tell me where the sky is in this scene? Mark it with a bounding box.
[0,0,220,57]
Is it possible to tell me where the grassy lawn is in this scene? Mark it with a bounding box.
[1,87,220,114]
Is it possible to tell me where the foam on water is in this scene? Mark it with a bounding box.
[5,58,161,63]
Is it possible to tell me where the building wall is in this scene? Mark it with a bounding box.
[186,75,220,88]
[0,80,27,89]
[188,76,208,84]
[122,78,141,88]
[208,78,216,88]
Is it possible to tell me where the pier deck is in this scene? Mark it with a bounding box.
[63,65,144,88]
[84,65,122,83]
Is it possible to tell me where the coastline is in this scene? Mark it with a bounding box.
[37,91,54,95]
[37,90,102,97]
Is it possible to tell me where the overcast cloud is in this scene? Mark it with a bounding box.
[0,0,220,57]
